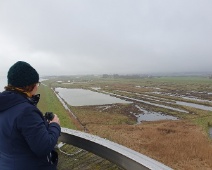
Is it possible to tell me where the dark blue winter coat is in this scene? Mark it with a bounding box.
[0,91,61,170]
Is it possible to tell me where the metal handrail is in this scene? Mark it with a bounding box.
[59,128,173,170]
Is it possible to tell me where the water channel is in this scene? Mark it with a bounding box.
[144,93,212,111]
[117,90,212,111]
[176,101,212,111]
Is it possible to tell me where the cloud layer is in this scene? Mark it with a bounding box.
[0,0,212,75]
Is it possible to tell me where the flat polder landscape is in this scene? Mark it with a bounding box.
[38,75,212,170]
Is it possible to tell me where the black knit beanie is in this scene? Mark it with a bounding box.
[7,61,39,87]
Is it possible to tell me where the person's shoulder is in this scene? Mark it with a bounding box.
[23,104,42,116]
[16,104,44,127]
[15,101,43,120]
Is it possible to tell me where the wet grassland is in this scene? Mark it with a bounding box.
[40,76,212,170]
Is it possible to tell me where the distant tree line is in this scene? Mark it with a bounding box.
[102,74,152,79]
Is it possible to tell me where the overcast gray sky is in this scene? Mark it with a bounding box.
[0,0,212,76]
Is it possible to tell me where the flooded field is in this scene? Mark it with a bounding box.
[133,105,178,123]
[55,88,131,106]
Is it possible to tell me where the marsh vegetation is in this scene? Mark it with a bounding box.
[39,75,212,170]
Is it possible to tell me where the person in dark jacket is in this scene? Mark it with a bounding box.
[0,61,61,170]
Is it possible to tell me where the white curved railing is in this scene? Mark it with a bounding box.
[59,128,173,170]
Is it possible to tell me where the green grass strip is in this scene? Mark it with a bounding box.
[37,84,76,129]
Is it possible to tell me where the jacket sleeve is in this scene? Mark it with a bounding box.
[17,106,61,157]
